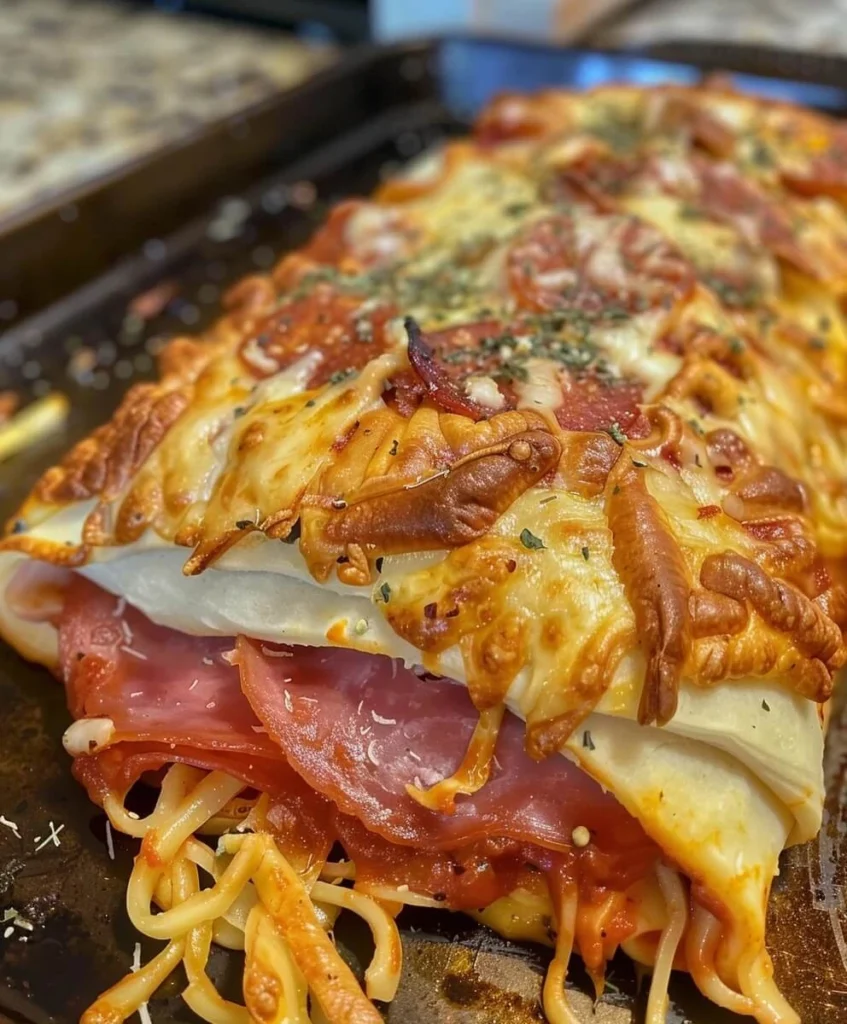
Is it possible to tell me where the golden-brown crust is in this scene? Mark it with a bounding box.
[699,552,845,699]
[302,412,561,584]
[34,382,191,506]
[524,625,632,759]
[607,458,693,726]
[690,589,750,638]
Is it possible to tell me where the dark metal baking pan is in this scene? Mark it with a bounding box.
[2,35,847,1024]
[6,36,847,332]
[643,39,847,90]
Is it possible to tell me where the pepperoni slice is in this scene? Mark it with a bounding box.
[508,212,695,315]
[386,315,649,438]
[658,156,819,280]
[386,319,515,419]
[273,200,416,291]
[692,160,787,241]
[543,150,637,212]
[781,129,847,200]
[238,283,396,386]
[555,375,649,437]
[474,92,570,145]
[548,148,820,283]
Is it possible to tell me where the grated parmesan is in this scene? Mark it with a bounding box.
[105,820,115,861]
[283,690,294,713]
[0,815,21,839]
[120,645,147,660]
[371,711,397,726]
[367,740,380,766]
[34,821,64,852]
[261,645,292,658]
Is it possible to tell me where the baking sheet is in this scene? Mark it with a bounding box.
[2,36,847,1024]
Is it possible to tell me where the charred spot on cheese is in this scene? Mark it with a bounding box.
[299,408,561,583]
[405,317,491,420]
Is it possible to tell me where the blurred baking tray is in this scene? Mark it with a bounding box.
[4,37,847,330]
[2,34,847,1024]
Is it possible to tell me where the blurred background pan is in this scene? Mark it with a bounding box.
[2,35,847,1024]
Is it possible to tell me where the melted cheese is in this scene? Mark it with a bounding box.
[3,81,846,1015]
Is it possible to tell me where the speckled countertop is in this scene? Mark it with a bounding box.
[0,0,333,219]
[594,0,847,54]
[4,0,844,224]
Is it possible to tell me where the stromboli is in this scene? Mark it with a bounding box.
[2,80,847,1023]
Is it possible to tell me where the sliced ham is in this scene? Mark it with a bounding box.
[52,576,656,904]
[236,637,653,860]
[58,575,335,863]
[60,575,277,758]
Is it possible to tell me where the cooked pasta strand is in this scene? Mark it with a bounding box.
[173,857,252,1024]
[244,902,311,1024]
[128,835,265,939]
[149,771,246,864]
[687,902,756,1016]
[739,949,801,1024]
[542,884,581,1024]
[312,880,402,1002]
[646,863,688,1024]
[252,841,384,1024]
[81,937,185,1024]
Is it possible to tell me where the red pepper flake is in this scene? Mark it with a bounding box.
[697,504,721,519]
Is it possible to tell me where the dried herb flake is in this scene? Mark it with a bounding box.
[520,528,545,550]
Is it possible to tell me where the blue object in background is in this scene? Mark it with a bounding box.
[435,38,847,120]
[372,0,473,41]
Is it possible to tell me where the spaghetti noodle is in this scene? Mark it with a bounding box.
[79,760,777,1024]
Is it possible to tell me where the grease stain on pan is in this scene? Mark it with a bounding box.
[765,681,847,1023]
